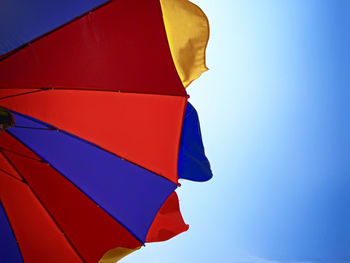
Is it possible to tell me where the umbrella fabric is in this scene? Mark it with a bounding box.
[179,102,212,182]
[160,0,210,87]
[0,0,185,95]
[0,0,212,262]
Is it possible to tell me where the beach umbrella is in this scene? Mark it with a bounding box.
[0,0,212,262]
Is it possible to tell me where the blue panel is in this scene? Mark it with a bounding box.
[0,203,23,263]
[8,112,177,242]
[0,0,109,55]
[178,102,212,182]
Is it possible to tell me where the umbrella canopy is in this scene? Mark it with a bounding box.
[0,0,212,262]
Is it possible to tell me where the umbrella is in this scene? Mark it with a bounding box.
[0,0,212,262]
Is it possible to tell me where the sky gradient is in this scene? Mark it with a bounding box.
[124,1,349,262]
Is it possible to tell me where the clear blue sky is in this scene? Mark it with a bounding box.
[124,1,349,262]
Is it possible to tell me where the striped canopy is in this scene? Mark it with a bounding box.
[0,0,212,262]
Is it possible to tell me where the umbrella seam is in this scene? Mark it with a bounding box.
[0,0,115,62]
[1,148,87,263]
[0,87,188,98]
[175,97,189,184]
[0,165,25,184]
[0,89,48,101]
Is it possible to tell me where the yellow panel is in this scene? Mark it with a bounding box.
[160,0,209,87]
[98,247,141,263]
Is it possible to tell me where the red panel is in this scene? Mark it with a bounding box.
[146,192,189,242]
[0,89,186,183]
[2,133,141,263]
[0,175,83,263]
[0,0,186,96]
[0,152,21,179]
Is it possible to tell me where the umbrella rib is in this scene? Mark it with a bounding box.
[13,125,53,130]
[0,150,87,263]
[0,147,43,163]
[6,131,146,246]
[0,150,26,183]
[0,201,26,263]
[0,167,25,184]
[0,88,49,100]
